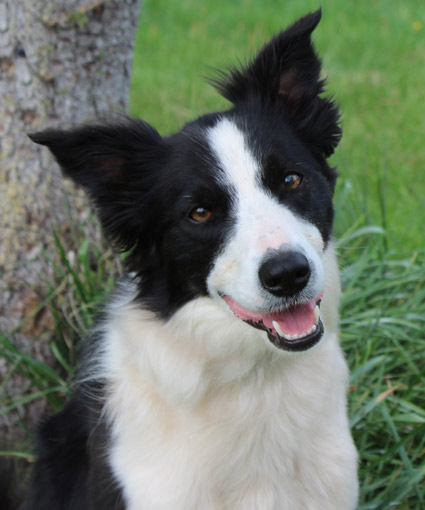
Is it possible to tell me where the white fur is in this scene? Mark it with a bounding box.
[95,118,358,509]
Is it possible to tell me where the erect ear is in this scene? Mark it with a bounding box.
[29,118,169,253]
[210,9,341,158]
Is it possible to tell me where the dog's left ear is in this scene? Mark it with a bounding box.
[210,9,341,158]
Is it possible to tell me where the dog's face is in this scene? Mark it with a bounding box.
[30,10,340,352]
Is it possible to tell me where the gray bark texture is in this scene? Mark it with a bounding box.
[0,0,142,454]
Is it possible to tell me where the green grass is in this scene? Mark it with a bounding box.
[1,1,425,508]
[338,242,425,508]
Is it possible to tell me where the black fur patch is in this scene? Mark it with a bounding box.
[23,384,124,510]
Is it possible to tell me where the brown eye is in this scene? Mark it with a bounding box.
[284,173,302,190]
[189,207,213,222]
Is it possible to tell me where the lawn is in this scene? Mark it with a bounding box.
[1,1,424,508]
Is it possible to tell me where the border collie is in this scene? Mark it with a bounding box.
[26,10,358,510]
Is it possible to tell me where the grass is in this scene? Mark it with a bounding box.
[1,1,425,508]
[338,242,425,508]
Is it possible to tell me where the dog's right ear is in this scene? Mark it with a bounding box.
[29,119,169,253]
[209,10,341,159]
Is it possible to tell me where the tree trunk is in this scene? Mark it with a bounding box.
[0,0,142,453]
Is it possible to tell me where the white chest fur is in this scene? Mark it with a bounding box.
[96,274,358,509]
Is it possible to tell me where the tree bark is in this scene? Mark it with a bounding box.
[0,0,142,451]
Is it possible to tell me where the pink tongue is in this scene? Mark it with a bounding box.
[223,296,316,336]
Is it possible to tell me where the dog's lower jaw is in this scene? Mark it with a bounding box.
[267,318,324,351]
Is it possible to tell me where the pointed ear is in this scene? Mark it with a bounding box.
[29,119,169,252]
[210,10,341,157]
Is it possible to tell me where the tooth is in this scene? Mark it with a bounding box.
[273,320,318,341]
[314,305,320,325]
[272,320,286,338]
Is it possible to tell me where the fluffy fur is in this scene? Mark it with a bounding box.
[25,10,358,510]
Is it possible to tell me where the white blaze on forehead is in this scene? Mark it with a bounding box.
[206,117,325,311]
[207,117,260,196]
[206,117,296,242]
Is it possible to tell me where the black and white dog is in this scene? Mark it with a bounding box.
[26,10,358,510]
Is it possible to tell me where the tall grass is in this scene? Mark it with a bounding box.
[334,176,425,508]
[338,236,425,508]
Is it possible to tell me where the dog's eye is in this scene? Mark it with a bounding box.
[189,207,213,223]
[284,173,302,190]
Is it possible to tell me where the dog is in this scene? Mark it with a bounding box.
[25,10,358,510]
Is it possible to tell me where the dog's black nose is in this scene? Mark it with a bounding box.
[258,251,311,297]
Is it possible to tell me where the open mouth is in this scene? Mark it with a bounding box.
[222,295,323,352]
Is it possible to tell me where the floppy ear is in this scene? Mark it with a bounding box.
[210,9,341,158]
[29,119,169,253]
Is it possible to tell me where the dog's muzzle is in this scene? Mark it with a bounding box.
[222,250,323,351]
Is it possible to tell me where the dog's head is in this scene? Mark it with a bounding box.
[30,10,340,352]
